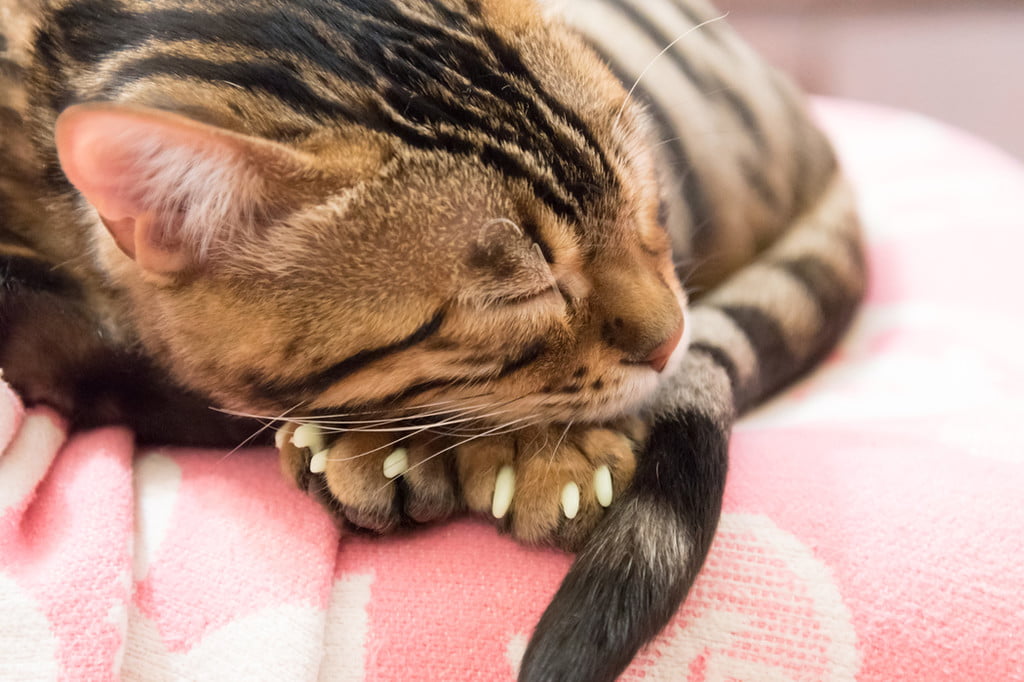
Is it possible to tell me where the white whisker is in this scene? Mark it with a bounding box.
[369,415,543,495]
[542,421,574,475]
[550,421,573,459]
[326,430,417,463]
[302,394,496,422]
[612,13,729,132]
[306,395,522,428]
[319,404,533,465]
[317,406,520,435]
[213,402,308,422]
[217,401,307,461]
[430,420,535,438]
[213,392,499,425]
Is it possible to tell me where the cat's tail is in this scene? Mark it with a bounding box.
[518,385,730,682]
[519,175,866,681]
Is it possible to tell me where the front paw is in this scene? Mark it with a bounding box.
[276,417,646,550]
[456,419,644,551]
[277,424,462,533]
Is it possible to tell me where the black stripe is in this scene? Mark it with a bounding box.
[315,376,479,415]
[469,13,617,190]
[1,254,80,297]
[773,255,861,364]
[612,0,765,146]
[487,36,616,188]
[774,256,850,320]
[497,339,547,378]
[31,23,60,73]
[640,407,728,550]
[250,308,447,402]
[0,105,24,129]
[377,376,479,408]
[0,57,23,80]
[585,43,717,255]
[775,84,839,215]
[663,0,720,32]
[477,148,578,220]
[372,41,584,219]
[52,1,397,89]
[716,304,794,411]
[688,342,739,394]
[375,42,585,217]
[719,87,765,149]
[41,158,74,195]
[611,0,712,91]
[741,159,779,210]
[110,55,357,121]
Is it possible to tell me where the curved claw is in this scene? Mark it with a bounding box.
[292,424,325,452]
[593,465,613,507]
[382,447,409,479]
[560,482,581,519]
[309,450,328,474]
[274,423,293,450]
[492,465,516,519]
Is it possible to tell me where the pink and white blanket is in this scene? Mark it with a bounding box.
[2,99,1023,681]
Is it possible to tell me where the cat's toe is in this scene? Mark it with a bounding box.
[508,440,605,550]
[396,437,463,523]
[276,424,461,533]
[456,421,641,551]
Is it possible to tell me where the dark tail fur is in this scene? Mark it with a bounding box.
[520,405,729,681]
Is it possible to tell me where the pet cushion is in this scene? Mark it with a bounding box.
[2,99,1023,680]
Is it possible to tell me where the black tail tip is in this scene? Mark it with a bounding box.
[518,410,729,680]
[516,499,691,682]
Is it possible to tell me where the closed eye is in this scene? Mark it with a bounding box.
[486,286,561,307]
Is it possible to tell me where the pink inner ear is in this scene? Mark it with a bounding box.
[98,215,138,258]
[57,106,162,224]
[54,104,243,274]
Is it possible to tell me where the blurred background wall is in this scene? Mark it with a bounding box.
[717,0,1024,159]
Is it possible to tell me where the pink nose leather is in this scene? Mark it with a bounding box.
[645,320,685,373]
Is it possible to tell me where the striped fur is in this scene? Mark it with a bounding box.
[1,0,866,679]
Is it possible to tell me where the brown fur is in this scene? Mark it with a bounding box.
[2,2,866,677]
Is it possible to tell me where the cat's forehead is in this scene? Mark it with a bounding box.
[294,0,630,222]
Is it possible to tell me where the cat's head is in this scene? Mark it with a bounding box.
[54,0,687,426]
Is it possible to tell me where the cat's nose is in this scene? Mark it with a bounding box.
[644,319,685,373]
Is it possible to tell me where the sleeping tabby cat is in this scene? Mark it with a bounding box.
[0,0,866,678]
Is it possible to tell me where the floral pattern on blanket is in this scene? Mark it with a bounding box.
[2,100,1023,681]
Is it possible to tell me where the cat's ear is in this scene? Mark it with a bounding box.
[55,103,323,275]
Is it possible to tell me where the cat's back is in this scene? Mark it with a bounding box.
[0,0,50,255]
[554,0,838,287]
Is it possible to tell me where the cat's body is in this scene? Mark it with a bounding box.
[0,0,865,679]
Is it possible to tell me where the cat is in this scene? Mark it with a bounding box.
[0,0,866,679]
